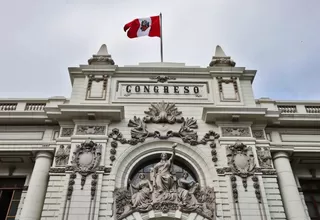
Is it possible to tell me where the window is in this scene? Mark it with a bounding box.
[128,153,197,187]
[0,178,25,220]
[300,179,320,220]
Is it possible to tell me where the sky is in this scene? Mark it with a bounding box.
[0,0,319,100]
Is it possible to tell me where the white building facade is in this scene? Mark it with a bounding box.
[0,45,319,220]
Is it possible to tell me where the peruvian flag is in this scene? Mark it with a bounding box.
[124,15,161,39]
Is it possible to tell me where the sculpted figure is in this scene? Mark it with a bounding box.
[153,143,177,193]
[177,171,199,206]
[129,173,153,211]
[55,145,65,166]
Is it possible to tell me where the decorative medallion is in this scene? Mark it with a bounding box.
[226,142,255,191]
[143,101,184,124]
[65,140,102,201]
[115,144,216,220]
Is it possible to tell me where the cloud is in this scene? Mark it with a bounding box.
[0,0,319,100]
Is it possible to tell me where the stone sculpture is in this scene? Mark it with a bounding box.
[55,145,71,166]
[129,173,153,211]
[115,143,216,220]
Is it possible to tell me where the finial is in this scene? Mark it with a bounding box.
[88,44,115,65]
[215,45,227,57]
[209,45,236,67]
[97,44,109,56]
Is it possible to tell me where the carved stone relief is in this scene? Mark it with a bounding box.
[256,147,273,169]
[61,128,74,137]
[221,127,251,137]
[252,130,265,140]
[143,101,184,124]
[66,141,102,200]
[115,144,216,220]
[76,126,106,135]
[55,145,71,166]
[226,142,255,191]
[149,75,176,83]
[109,117,219,147]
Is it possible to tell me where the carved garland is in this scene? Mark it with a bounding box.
[65,141,102,200]
[226,143,255,191]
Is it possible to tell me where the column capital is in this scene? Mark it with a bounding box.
[273,151,290,160]
[35,151,53,160]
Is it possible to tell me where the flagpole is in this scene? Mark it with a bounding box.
[160,12,163,62]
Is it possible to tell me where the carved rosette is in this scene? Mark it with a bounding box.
[226,143,255,191]
[143,101,184,124]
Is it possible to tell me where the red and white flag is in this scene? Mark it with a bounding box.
[124,15,161,39]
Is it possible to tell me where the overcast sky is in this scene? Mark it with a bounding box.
[0,0,319,100]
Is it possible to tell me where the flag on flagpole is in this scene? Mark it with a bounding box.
[124,15,161,38]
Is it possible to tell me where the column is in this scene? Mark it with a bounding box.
[20,151,53,220]
[273,151,308,220]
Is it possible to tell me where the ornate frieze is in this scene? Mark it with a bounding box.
[115,144,216,220]
[149,75,176,83]
[143,101,184,124]
[61,128,74,137]
[226,142,255,191]
[221,127,251,137]
[252,130,265,140]
[55,145,71,166]
[256,147,273,169]
[76,125,106,135]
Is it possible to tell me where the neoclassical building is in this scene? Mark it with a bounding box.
[0,44,319,220]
